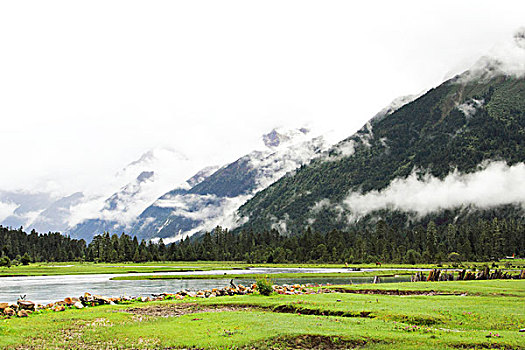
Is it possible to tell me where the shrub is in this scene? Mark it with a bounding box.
[0,256,11,268]
[21,253,32,265]
[256,277,274,296]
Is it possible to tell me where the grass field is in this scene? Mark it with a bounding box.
[1,280,523,349]
[1,259,523,277]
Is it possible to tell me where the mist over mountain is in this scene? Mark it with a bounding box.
[130,128,328,243]
[236,52,525,234]
[65,147,205,241]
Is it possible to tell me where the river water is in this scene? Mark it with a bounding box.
[0,268,414,304]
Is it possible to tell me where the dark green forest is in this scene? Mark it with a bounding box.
[1,216,523,265]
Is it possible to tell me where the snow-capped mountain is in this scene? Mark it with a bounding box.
[66,147,206,241]
[130,128,329,243]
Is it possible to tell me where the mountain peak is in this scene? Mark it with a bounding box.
[262,128,310,148]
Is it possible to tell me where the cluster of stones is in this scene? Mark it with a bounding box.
[272,284,321,295]
[0,283,323,318]
[411,268,525,282]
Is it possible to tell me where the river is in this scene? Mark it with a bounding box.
[0,267,415,304]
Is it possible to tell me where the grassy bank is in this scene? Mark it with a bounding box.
[0,261,244,277]
[1,259,523,277]
[1,280,523,349]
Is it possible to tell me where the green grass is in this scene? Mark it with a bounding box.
[1,280,523,349]
[2,260,522,277]
[0,261,244,277]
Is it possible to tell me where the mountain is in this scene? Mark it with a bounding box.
[0,190,85,234]
[130,128,328,242]
[67,147,203,241]
[236,70,525,234]
[0,191,56,229]
[28,192,85,233]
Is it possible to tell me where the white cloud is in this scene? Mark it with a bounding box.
[458,27,525,82]
[1,1,524,198]
[66,147,201,228]
[457,99,484,119]
[159,194,252,244]
[342,162,525,220]
[0,201,19,222]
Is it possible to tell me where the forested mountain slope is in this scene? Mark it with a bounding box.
[237,74,525,234]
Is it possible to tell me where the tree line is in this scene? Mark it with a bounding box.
[1,217,523,265]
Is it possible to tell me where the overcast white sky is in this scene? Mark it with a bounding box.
[1,0,524,196]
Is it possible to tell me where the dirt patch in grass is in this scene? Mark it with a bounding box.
[329,288,465,296]
[121,303,258,317]
[121,302,374,320]
[244,334,369,349]
[452,342,524,350]
[271,304,373,318]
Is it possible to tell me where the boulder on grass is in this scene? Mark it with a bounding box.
[4,307,15,317]
[54,305,66,312]
[17,300,35,310]
[17,310,29,317]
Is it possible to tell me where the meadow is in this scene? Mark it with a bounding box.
[1,259,523,277]
[1,279,524,349]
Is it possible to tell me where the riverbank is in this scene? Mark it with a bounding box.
[109,270,416,280]
[1,279,523,349]
[1,259,523,277]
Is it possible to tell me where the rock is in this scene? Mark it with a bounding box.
[0,302,8,310]
[93,295,112,304]
[54,305,65,312]
[17,310,29,317]
[519,328,525,332]
[17,300,35,310]
[73,302,84,309]
[4,307,15,316]
[64,297,74,305]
